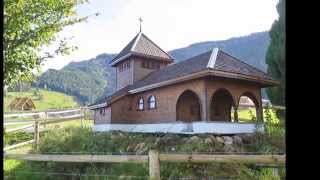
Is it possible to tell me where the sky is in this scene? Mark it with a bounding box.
[41,0,279,71]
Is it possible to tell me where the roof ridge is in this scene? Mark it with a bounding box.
[139,33,174,60]
[206,48,219,69]
[130,32,142,51]
[218,50,269,75]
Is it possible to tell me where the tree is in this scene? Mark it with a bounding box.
[265,0,285,111]
[4,0,98,86]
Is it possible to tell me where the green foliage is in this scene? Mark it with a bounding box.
[4,0,91,86]
[4,132,33,146]
[35,54,116,104]
[7,80,32,92]
[248,109,257,121]
[266,0,285,108]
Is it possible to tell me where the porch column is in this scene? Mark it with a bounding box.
[234,107,239,122]
[257,105,263,122]
[201,94,207,121]
[257,90,264,122]
[203,79,209,121]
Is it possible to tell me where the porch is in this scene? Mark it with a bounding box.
[94,121,264,134]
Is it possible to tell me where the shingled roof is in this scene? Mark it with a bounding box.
[89,48,278,109]
[109,32,174,66]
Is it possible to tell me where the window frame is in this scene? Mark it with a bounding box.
[141,60,160,70]
[137,97,144,111]
[148,95,157,109]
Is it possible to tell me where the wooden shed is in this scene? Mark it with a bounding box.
[8,97,36,111]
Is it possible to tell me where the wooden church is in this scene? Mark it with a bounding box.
[89,30,278,134]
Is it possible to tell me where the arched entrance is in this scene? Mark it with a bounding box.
[176,90,201,122]
[237,92,260,122]
[210,89,235,121]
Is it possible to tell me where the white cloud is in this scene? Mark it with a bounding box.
[41,0,279,71]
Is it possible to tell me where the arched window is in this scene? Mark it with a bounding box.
[148,95,156,109]
[137,97,144,110]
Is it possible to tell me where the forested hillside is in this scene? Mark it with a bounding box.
[36,31,270,104]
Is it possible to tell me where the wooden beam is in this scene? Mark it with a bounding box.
[4,153,149,163]
[159,154,285,165]
[4,140,35,151]
[34,120,40,152]
[149,150,160,180]
[5,124,34,133]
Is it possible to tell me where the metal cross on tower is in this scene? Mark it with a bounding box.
[139,17,143,32]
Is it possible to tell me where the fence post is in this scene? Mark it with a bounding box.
[81,108,84,127]
[43,112,47,128]
[149,150,160,180]
[34,120,40,152]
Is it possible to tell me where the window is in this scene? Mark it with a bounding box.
[100,108,103,115]
[119,61,130,72]
[141,60,160,69]
[148,95,156,109]
[137,97,144,110]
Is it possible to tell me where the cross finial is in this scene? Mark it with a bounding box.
[139,17,143,32]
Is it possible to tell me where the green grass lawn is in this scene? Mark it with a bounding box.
[4,88,79,112]
[234,107,280,123]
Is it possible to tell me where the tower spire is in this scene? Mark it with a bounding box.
[139,17,143,32]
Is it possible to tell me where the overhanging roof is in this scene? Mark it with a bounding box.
[89,48,279,108]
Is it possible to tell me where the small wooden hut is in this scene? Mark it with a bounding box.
[8,97,36,111]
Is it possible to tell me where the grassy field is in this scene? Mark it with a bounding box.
[4,88,79,112]
[235,107,280,123]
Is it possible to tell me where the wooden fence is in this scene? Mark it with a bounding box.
[4,107,92,123]
[4,106,285,179]
[4,107,92,151]
[4,150,285,180]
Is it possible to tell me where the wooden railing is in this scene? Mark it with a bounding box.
[4,107,92,151]
[4,150,285,180]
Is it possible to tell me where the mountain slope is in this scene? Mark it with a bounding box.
[4,88,79,112]
[36,31,270,104]
[170,31,270,72]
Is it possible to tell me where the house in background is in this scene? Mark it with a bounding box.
[9,97,36,111]
[239,97,272,108]
[89,31,278,134]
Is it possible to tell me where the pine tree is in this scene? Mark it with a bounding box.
[266,0,285,108]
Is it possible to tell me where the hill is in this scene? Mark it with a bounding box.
[35,31,270,104]
[4,88,79,112]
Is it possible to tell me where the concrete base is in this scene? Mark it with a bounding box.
[93,121,264,134]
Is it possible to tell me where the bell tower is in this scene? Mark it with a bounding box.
[109,31,174,90]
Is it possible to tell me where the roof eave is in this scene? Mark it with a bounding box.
[88,102,107,110]
[109,53,132,66]
[208,70,280,87]
[129,69,279,94]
